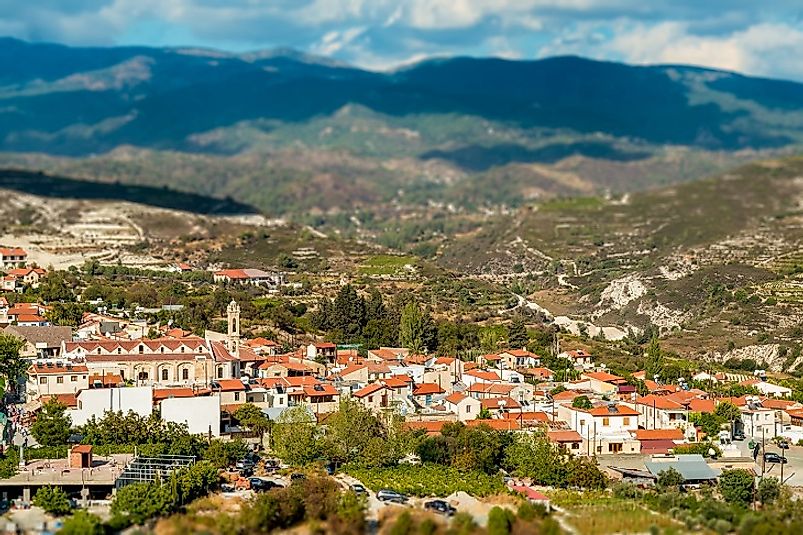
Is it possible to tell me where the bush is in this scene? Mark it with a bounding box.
[757,477,780,505]
[33,486,72,515]
[656,467,684,490]
[344,464,506,497]
[487,507,515,535]
[718,469,754,507]
[58,510,104,535]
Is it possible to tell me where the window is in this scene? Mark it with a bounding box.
[39,377,47,384]
[623,417,630,426]
[234,392,240,401]
[602,417,610,426]
[161,369,168,381]
[466,406,471,413]
[70,376,77,382]
[571,442,579,449]
[57,376,64,384]
[609,443,623,453]
[138,344,144,354]
[182,368,189,381]
[217,367,224,379]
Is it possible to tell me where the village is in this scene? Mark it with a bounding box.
[0,242,800,533]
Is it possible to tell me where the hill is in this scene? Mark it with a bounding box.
[439,156,803,365]
[1,38,803,223]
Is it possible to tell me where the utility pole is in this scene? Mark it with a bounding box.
[761,427,766,479]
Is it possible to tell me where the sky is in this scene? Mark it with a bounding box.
[3,1,803,80]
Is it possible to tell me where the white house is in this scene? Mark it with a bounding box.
[443,393,482,422]
[558,403,641,455]
[161,396,221,436]
[70,386,153,426]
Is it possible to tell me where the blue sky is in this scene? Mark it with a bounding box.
[4,1,803,80]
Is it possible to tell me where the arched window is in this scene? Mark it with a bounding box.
[138,345,144,354]
[161,368,168,381]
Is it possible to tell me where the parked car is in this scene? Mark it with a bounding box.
[424,499,456,516]
[238,467,254,478]
[249,478,284,492]
[290,472,307,482]
[778,440,790,449]
[377,489,408,503]
[235,458,256,471]
[351,484,367,495]
[764,452,788,464]
[732,431,745,441]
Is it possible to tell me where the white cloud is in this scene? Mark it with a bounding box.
[2,1,803,79]
[606,21,803,79]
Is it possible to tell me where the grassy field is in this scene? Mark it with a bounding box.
[358,255,418,276]
[548,491,686,535]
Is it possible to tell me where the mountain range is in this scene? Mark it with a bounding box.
[3,37,803,156]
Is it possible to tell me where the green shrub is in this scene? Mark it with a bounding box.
[487,507,515,535]
[33,486,72,515]
[58,510,104,535]
[344,464,505,497]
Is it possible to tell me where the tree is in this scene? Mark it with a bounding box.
[478,406,492,420]
[59,510,105,535]
[38,273,75,302]
[45,302,85,327]
[0,332,25,392]
[331,285,365,342]
[322,399,397,468]
[399,301,435,354]
[272,406,322,465]
[656,467,684,490]
[757,477,781,505]
[715,401,742,425]
[507,316,528,349]
[644,336,664,380]
[234,403,272,443]
[33,485,72,515]
[31,398,72,446]
[202,439,249,469]
[718,469,754,507]
[571,396,592,410]
[110,480,174,526]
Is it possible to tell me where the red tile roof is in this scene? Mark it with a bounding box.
[481,397,521,410]
[583,404,640,417]
[153,388,196,401]
[583,371,625,383]
[43,393,78,408]
[444,393,469,405]
[635,429,684,441]
[354,383,386,398]
[547,430,583,443]
[502,411,549,423]
[31,364,88,374]
[466,419,521,431]
[303,384,338,397]
[214,379,247,392]
[405,421,447,435]
[465,370,502,381]
[413,383,445,396]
